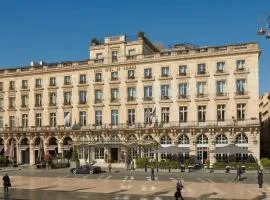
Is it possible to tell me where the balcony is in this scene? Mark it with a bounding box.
[62,82,73,88]
[143,96,154,103]
[159,74,173,80]
[177,94,191,102]
[126,96,137,105]
[8,87,16,92]
[126,55,137,61]
[109,77,120,84]
[21,86,29,91]
[94,99,103,104]
[8,105,16,111]
[126,76,137,83]
[234,68,249,74]
[93,59,104,64]
[109,98,120,106]
[195,93,209,101]
[48,84,58,90]
[142,75,155,82]
[79,100,87,105]
[234,91,249,99]
[20,104,29,111]
[48,103,57,108]
[195,72,210,78]
[214,70,229,76]
[176,72,190,79]
[160,96,173,103]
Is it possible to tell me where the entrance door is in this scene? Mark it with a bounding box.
[111,148,118,163]
[197,147,208,164]
[21,148,30,164]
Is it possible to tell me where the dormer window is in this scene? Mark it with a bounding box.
[236,60,245,70]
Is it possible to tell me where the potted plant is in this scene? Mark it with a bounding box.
[137,31,145,39]
[91,38,99,46]
[70,146,80,169]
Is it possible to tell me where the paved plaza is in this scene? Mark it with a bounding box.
[0,168,268,199]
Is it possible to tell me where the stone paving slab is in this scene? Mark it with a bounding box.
[4,175,270,199]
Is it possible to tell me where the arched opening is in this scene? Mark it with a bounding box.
[196,134,209,164]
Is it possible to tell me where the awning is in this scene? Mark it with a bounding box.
[152,146,190,153]
[210,144,251,154]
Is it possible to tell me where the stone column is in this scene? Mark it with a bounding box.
[104,146,109,163]
[209,139,216,165]
[58,142,63,156]
[16,144,20,164]
[29,143,35,165]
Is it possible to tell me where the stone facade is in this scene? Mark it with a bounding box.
[0,34,261,165]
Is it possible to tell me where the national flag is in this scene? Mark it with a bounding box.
[150,107,156,127]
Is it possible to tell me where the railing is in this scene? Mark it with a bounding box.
[110,98,119,103]
[127,96,136,102]
[196,93,209,98]
[215,92,228,97]
[95,78,103,83]
[0,119,259,133]
[160,96,171,100]
[235,91,249,96]
[143,97,153,101]
[126,55,137,60]
[178,94,189,99]
[94,99,103,104]
[93,59,104,64]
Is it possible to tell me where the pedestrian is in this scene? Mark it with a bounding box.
[175,179,184,200]
[108,162,112,173]
[234,165,241,181]
[2,174,11,193]
[258,169,263,188]
[151,167,155,180]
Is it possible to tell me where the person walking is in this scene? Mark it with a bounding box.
[234,165,241,181]
[174,179,184,200]
[2,174,11,193]
[258,169,263,188]
[108,162,112,174]
[151,167,155,180]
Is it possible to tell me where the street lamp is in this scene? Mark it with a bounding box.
[257,14,270,39]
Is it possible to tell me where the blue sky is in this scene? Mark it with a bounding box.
[0,0,269,94]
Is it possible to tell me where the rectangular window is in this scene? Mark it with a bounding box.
[127,87,136,101]
[236,79,246,95]
[112,51,118,63]
[9,116,15,128]
[9,81,15,90]
[198,63,206,74]
[35,113,42,127]
[237,104,246,120]
[161,85,169,99]
[144,68,152,79]
[64,76,71,85]
[111,110,119,125]
[197,82,206,96]
[217,62,225,73]
[144,108,152,124]
[128,49,135,56]
[95,148,104,159]
[79,91,87,104]
[111,88,119,102]
[0,116,3,128]
[236,60,245,70]
[198,105,206,122]
[144,86,152,100]
[79,74,87,84]
[0,99,3,110]
[22,114,28,128]
[95,111,102,126]
[179,65,187,75]
[64,92,72,105]
[49,93,57,106]
[161,107,170,123]
[21,95,28,107]
[50,113,57,127]
[128,70,135,79]
[22,80,28,89]
[111,72,118,81]
[179,83,187,98]
[9,97,15,109]
[79,111,87,126]
[128,109,135,125]
[95,73,102,82]
[0,82,3,91]
[216,80,226,95]
[179,106,188,122]
[161,67,169,77]
[95,90,102,103]
[217,105,226,121]
[64,112,71,127]
[49,77,56,86]
[35,79,42,88]
[35,94,42,107]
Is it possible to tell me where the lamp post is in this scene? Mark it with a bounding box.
[257,14,270,39]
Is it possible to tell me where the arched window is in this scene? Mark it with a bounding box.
[161,135,172,145]
[63,137,72,146]
[0,138,4,145]
[20,138,29,145]
[8,138,16,145]
[216,134,228,144]
[34,137,42,146]
[144,135,153,141]
[48,137,57,145]
[127,135,137,142]
[178,134,189,144]
[235,133,248,144]
[96,135,104,142]
[111,135,120,143]
[197,134,208,144]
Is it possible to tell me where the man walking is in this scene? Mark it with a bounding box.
[235,165,241,181]
[174,179,184,200]
[151,167,155,180]
[2,174,11,193]
[258,169,263,188]
[108,162,112,174]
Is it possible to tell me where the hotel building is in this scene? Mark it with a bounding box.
[0,33,261,165]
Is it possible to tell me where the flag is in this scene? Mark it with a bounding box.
[150,108,156,127]
[144,108,152,125]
